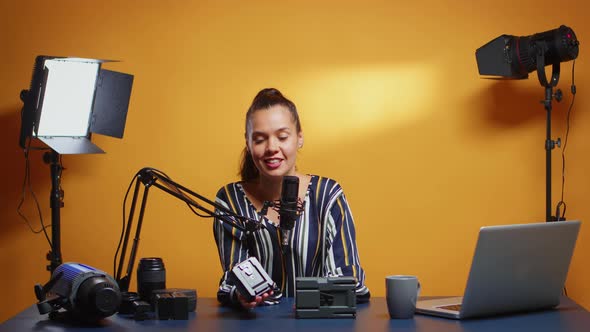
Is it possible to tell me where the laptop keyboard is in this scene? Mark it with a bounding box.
[437,304,462,312]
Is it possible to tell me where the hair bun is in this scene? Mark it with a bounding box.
[256,88,282,99]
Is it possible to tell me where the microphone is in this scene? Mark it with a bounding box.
[279,176,300,249]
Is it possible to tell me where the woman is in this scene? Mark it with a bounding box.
[213,88,370,309]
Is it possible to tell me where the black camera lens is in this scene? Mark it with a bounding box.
[137,257,166,302]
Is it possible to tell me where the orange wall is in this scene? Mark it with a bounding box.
[1,0,589,322]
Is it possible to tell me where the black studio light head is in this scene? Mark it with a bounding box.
[476,25,579,79]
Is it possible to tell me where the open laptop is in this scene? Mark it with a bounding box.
[416,220,581,319]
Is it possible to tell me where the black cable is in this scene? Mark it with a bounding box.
[113,171,141,276]
[555,60,576,221]
[559,60,575,296]
[16,137,52,247]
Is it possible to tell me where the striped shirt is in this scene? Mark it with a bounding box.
[213,175,370,306]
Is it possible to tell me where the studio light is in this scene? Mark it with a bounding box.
[35,262,122,323]
[475,26,580,221]
[476,25,579,82]
[18,55,134,274]
[20,56,133,154]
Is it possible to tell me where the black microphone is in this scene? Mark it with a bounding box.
[279,176,299,249]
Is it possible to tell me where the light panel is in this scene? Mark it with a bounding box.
[36,60,100,137]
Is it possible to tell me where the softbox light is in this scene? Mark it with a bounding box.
[19,56,134,154]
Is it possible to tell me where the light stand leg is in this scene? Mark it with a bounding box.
[43,150,63,275]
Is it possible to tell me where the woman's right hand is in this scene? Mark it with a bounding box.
[237,289,274,310]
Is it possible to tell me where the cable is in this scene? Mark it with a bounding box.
[555,60,576,221]
[113,171,141,276]
[16,137,52,247]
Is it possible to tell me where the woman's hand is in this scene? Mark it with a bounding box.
[237,289,274,310]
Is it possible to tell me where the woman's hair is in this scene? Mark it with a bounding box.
[240,88,302,181]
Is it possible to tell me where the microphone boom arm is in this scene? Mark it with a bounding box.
[114,167,262,293]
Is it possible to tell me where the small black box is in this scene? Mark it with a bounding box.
[151,288,197,312]
[154,293,189,320]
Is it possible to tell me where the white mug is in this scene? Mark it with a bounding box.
[385,275,421,319]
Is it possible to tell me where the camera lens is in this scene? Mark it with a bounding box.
[137,257,166,302]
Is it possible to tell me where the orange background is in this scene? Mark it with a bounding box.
[1,0,589,322]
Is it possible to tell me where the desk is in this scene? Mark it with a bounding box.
[1,296,589,332]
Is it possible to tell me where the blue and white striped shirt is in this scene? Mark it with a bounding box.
[213,175,370,306]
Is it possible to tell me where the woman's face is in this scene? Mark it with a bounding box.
[246,104,303,181]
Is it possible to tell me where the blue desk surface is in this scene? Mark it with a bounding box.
[1,296,589,332]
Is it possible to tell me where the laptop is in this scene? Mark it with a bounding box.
[416,220,581,319]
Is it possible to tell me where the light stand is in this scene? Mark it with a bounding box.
[114,168,263,293]
[44,150,64,272]
[535,43,563,221]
